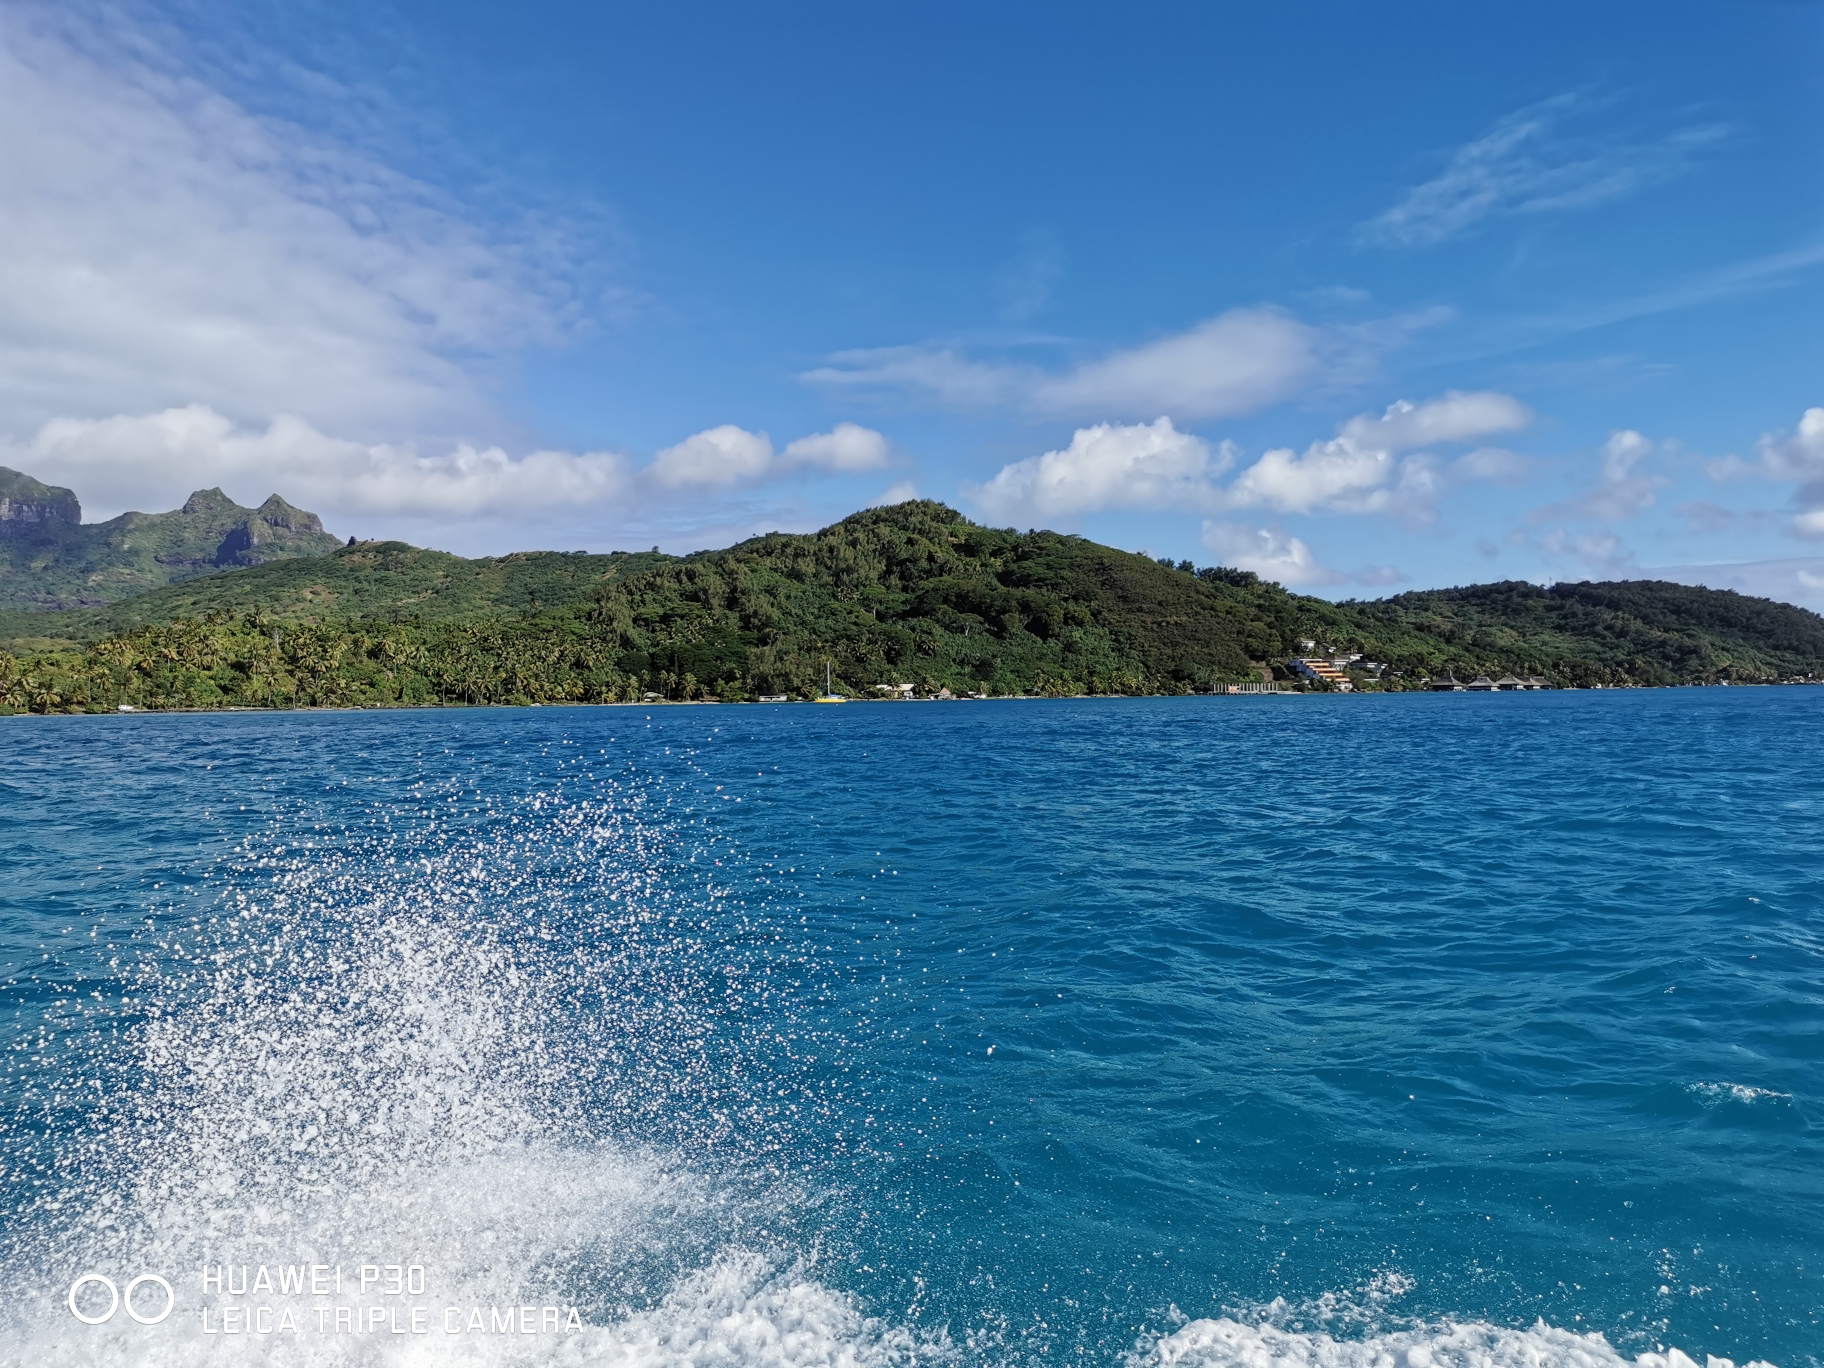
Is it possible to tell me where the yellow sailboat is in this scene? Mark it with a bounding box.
[814,662,845,703]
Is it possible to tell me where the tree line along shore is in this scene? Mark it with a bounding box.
[2,501,1821,715]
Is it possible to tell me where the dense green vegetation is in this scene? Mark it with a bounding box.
[1,500,1819,714]
[1304,579,1824,687]
[0,540,679,649]
[0,472,344,611]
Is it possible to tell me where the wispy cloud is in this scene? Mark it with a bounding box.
[1537,528,1638,578]
[1361,93,1727,248]
[991,229,1066,321]
[805,308,1327,422]
[0,8,605,439]
[1532,428,1666,523]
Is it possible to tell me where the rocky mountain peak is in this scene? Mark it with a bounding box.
[0,467,82,532]
[255,494,325,534]
[180,487,238,516]
[0,468,342,610]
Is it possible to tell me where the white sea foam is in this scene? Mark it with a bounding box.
[1686,1082,1791,1106]
[1135,1316,1776,1368]
[0,781,880,1365]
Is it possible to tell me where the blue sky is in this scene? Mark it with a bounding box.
[2,1,1822,605]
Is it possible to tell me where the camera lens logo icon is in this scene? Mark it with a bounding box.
[68,1273,174,1325]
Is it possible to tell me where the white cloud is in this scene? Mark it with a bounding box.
[805,308,1324,421]
[648,422,891,490]
[1591,429,1661,517]
[1698,407,1824,539]
[780,422,892,473]
[964,392,1530,528]
[1711,406,1824,511]
[4,407,892,540]
[1200,521,1345,588]
[1530,428,1665,525]
[802,346,1024,409]
[1362,93,1727,248]
[1027,310,1319,419]
[967,418,1235,522]
[1451,447,1530,484]
[1752,406,1824,481]
[0,11,584,439]
[6,405,630,525]
[1221,391,1532,518]
[1601,428,1651,482]
[647,426,776,489]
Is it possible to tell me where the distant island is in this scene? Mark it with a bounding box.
[1,471,1821,713]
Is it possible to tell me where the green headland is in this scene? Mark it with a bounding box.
[2,482,1820,712]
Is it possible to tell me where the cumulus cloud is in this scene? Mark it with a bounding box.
[1749,406,1824,482]
[4,406,892,537]
[647,426,775,489]
[1200,522,1345,588]
[647,422,891,489]
[1361,93,1727,248]
[5,406,630,524]
[1591,429,1662,517]
[1220,391,1533,519]
[780,422,893,472]
[1700,407,1824,538]
[967,418,1235,522]
[0,10,589,438]
[964,393,1530,527]
[805,308,1325,421]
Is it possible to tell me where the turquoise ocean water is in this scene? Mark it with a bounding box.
[1,690,1818,1366]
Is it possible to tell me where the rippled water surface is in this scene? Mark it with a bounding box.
[1,689,1819,1367]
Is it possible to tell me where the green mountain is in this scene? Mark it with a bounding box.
[1,499,1820,713]
[0,469,346,611]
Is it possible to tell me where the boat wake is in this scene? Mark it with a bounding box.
[0,777,1780,1368]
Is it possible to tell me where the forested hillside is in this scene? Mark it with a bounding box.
[1,500,1819,713]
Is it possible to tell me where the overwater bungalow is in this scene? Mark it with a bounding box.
[1429,673,1466,691]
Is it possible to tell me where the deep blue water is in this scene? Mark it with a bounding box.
[1,689,1819,1367]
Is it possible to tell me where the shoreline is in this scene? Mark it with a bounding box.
[3,678,1814,719]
